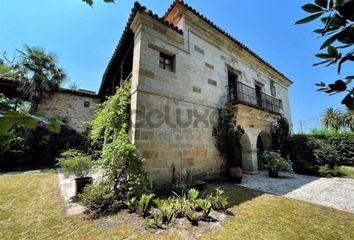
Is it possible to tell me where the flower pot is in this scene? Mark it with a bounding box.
[229,167,243,183]
[75,177,93,195]
[268,170,279,178]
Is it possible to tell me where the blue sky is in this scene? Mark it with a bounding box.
[0,0,350,132]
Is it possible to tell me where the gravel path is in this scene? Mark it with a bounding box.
[240,171,354,213]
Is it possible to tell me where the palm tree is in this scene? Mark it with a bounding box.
[18,45,66,112]
[321,107,343,131]
[343,109,354,131]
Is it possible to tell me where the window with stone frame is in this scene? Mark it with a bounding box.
[159,52,174,72]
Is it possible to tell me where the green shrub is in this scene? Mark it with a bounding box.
[89,82,131,143]
[318,165,341,178]
[154,198,177,224]
[79,179,121,218]
[262,151,293,173]
[137,194,155,217]
[207,188,229,212]
[212,109,244,168]
[0,127,32,169]
[290,131,354,167]
[287,135,340,176]
[80,82,148,218]
[124,197,137,213]
[57,149,93,178]
[185,207,198,226]
[323,135,354,166]
[144,188,230,229]
[271,117,291,157]
[196,199,212,217]
[187,188,199,203]
[0,124,90,171]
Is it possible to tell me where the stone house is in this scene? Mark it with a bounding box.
[37,89,100,133]
[0,77,100,133]
[100,1,293,187]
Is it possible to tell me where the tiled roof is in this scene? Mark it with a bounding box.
[98,2,183,96]
[0,77,98,98]
[164,0,293,84]
[61,88,98,98]
[0,76,21,85]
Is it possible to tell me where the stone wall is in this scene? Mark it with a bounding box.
[37,92,100,133]
[129,8,293,186]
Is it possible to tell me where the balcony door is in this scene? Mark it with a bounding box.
[228,71,238,102]
[255,84,262,107]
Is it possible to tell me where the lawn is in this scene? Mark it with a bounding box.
[338,166,354,179]
[0,171,353,240]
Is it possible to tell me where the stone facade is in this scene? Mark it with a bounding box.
[103,2,293,187]
[37,91,100,133]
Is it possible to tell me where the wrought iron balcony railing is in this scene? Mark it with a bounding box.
[226,81,282,114]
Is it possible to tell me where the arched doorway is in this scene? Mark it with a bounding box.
[240,132,252,171]
[257,131,272,170]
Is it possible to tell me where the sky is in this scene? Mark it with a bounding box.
[0,0,350,132]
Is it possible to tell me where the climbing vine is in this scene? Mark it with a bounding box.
[81,82,147,218]
[89,83,131,143]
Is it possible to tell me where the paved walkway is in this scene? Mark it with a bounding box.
[56,169,102,215]
[56,169,86,216]
[240,171,354,214]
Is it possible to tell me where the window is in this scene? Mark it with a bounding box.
[159,52,174,72]
[84,101,90,108]
[270,80,276,97]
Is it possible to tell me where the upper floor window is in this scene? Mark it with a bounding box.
[270,80,277,97]
[159,52,174,72]
[84,101,90,108]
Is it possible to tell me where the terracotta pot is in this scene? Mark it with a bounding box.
[75,177,93,195]
[268,170,279,178]
[229,167,243,183]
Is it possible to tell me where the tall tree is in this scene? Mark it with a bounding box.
[18,45,66,112]
[321,107,344,130]
[0,54,25,80]
[271,117,291,158]
[343,108,354,130]
[296,0,354,110]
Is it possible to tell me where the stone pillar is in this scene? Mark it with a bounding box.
[242,149,258,174]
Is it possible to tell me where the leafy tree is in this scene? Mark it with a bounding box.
[82,0,114,7]
[0,94,63,135]
[296,0,354,110]
[321,107,344,130]
[271,117,291,157]
[343,108,354,130]
[0,53,25,80]
[212,109,244,168]
[18,45,66,112]
[0,45,66,135]
[81,82,147,218]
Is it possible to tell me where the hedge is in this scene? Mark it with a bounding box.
[0,126,90,171]
[285,132,354,176]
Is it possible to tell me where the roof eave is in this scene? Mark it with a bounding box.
[164,1,293,85]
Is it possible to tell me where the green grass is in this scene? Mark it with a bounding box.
[0,171,353,240]
[337,166,354,179]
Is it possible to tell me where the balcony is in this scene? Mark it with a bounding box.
[226,81,282,114]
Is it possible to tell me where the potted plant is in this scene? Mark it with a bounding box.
[58,149,93,195]
[213,109,245,183]
[262,151,293,178]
